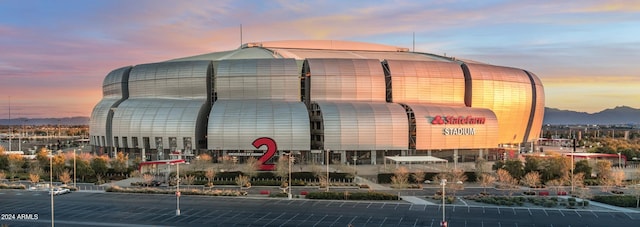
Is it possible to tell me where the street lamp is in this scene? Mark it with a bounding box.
[49,151,54,227]
[618,152,622,168]
[170,159,187,216]
[440,179,447,227]
[73,149,77,188]
[571,137,576,193]
[326,149,330,192]
[284,153,293,200]
[352,155,357,177]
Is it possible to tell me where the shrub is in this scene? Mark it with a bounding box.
[306,191,398,200]
[592,195,637,207]
[543,201,556,207]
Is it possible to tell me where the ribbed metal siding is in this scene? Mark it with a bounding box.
[208,100,310,150]
[385,60,466,105]
[306,59,386,102]
[107,61,210,149]
[409,105,499,149]
[208,58,310,150]
[215,59,300,101]
[89,66,130,147]
[316,101,408,150]
[111,99,204,149]
[466,63,533,144]
[128,61,209,99]
[526,71,545,142]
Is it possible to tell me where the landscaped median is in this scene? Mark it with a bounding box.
[106,185,247,196]
[305,191,399,200]
[0,183,26,189]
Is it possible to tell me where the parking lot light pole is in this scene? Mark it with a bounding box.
[74,149,77,188]
[326,149,330,192]
[440,179,447,227]
[50,152,54,227]
[176,162,181,216]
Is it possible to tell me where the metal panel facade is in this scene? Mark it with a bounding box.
[307,59,386,102]
[106,61,210,150]
[466,63,534,144]
[409,105,499,149]
[208,59,310,151]
[208,100,310,150]
[128,61,210,99]
[111,99,204,149]
[385,60,466,105]
[89,66,130,147]
[527,71,545,142]
[215,59,300,101]
[316,101,408,150]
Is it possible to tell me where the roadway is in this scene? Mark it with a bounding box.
[1,190,639,226]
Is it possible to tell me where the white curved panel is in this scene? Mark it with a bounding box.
[207,100,310,150]
[316,101,408,150]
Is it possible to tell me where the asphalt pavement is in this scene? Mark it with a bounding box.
[1,189,640,227]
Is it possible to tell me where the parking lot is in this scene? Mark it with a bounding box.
[1,190,639,226]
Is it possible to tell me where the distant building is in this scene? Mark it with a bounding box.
[89,40,544,165]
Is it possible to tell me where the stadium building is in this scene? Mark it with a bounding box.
[89,40,544,166]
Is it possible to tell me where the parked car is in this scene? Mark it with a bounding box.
[49,187,71,195]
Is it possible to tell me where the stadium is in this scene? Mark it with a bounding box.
[89,40,544,166]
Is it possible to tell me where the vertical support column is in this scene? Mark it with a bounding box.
[453,149,459,169]
[478,149,483,160]
[371,150,377,165]
[340,151,346,164]
[141,148,146,162]
[428,150,432,156]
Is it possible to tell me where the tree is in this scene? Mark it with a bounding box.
[479,173,496,194]
[0,150,8,171]
[631,168,640,208]
[447,168,467,196]
[235,175,250,188]
[413,170,425,188]
[610,170,625,187]
[241,157,259,178]
[110,152,128,174]
[594,160,613,191]
[91,155,110,183]
[0,170,6,182]
[75,155,93,182]
[524,156,543,174]
[194,153,212,171]
[274,156,290,187]
[502,159,525,180]
[59,170,71,185]
[546,179,564,194]
[7,154,25,180]
[51,154,66,178]
[182,175,195,186]
[521,171,541,191]
[205,168,216,188]
[142,173,154,187]
[35,148,50,169]
[474,157,487,179]
[540,155,570,182]
[574,160,592,177]
[390,166,409,189]
[28,166,42,186]
[496,169,518,196]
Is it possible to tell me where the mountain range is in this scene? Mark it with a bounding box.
[0,106,638,126]
[543,106,639,125]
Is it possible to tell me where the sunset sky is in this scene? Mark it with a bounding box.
[1,0,639,118]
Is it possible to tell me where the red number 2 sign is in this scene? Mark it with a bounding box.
[252,137,277,171]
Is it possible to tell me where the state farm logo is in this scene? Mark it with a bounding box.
[430,115,486,125]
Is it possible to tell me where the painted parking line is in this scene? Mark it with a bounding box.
[312,214,328,227]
